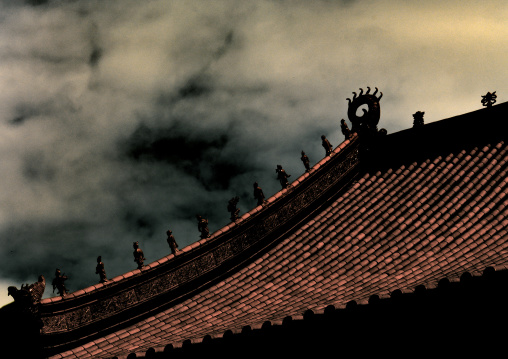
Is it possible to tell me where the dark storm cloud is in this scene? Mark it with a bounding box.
[88,23,103,68]
[124,122,249,190]
[0,0,507,305]
[178,75,212,99]
[171,30,235,101]
[22,151,57,182]
[88,46,102,67]
[26,0,49,6]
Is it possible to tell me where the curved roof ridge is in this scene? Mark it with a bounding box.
[40,134,358,305]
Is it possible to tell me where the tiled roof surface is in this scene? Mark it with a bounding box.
[50,129,508,358]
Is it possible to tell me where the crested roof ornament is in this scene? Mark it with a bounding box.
[346,87,386,137]
[8,275,46,314]
[481,91,497,108]
[413,111,425,128]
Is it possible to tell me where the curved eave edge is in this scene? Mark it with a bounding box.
[127,264,508,357]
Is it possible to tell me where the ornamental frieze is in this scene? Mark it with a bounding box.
[263,213,280,232]
[136,278,162,301]
[90,289,138,322]
[231,233,249,255]
[164,271,179,289]
[195,252,216,273]
[41,314,67,334]
[213,242,234,266]
[173,262,199,284]
[67,306,92,330]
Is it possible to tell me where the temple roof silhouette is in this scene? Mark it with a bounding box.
[3,94,508,358]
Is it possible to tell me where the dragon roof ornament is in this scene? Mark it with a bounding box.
[8,275,46,316]
[346,87,385,136]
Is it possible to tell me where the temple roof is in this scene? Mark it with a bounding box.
[32,101,508,358]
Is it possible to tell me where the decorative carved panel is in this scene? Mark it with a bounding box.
[213,242,234,266]
[66,306,92,330]
[196,252,216,273]
[41,314,67,334]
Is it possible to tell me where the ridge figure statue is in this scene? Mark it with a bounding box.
[301,151,310,172]
[341,119,351,140]
[166,230,179,255]
[321,135,333,156]
[196,215,211,239]
[276,164,291,189]
[227,196,240,222]
[52,269,68,297]
[133,242,146,269]
[96,256,108,283]
[253,182,265,206]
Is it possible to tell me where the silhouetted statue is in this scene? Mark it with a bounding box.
[276,164,291,189]
[52,269,68,296]
[481,91,497,107]
[301,151,310,172]
[341,119,351,140]
[227,196,240,221]
[133,241,146,269]
[8,275,45,312]
[166,230,179,255]
[321,135,333,156]
[413,111,425,128]
[196,215,210,239]
[96,256,108,283]
[253,182,265,206]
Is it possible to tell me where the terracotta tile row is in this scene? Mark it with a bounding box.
[53,140,508,359]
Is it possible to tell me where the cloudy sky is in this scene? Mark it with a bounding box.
[0,0,507,306]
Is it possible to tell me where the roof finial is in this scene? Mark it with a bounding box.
[481,91,497,108]
[8,275,46,314]
[412,111,425,128]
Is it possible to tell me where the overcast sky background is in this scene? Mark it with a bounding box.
[0,0,507,306]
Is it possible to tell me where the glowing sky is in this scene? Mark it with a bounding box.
[0,0,507,307]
